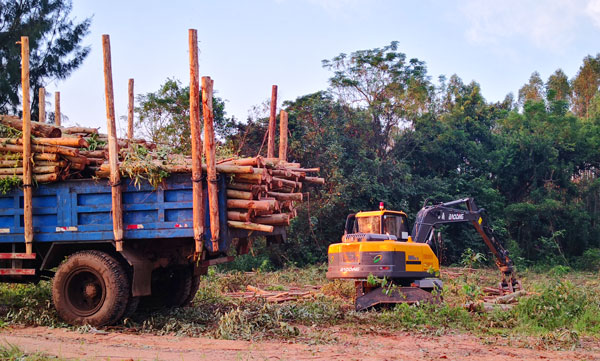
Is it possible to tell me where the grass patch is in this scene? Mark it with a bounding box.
[0,265,599,347]
[0,343,65,361]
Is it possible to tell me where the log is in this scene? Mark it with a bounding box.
[0,166,59,175]
[221,156,264,167]
[64,126,99,135]
[227,189,253,200]
[227,199,274,211]
[86,158,105,166]
[228,220,274,233]
[20,36,33,254]
[0,160,22,167]
[289,167,320,173]
[34,137,89,148]
[0,173,59,182]
[189,29,204,254]
[304,176,325,184]
[279,110,288,161]
[234,173,270,184]
[102,34,123,252]
[263,158,301,169]
[0,115,61,138]
[1,152,61,162]
[267,191,303,201]
[496,290,527,304]
[34,160,67,167]
[127,78,134,140]
[62,154,90,166]
[0,140,79,157]
[254,213,290,226]
[267,85,277,158]
[39,88,45,123]
[98,162,254,176]
[80,150,107,158]
[202,76,219,246]
[227,210,254,222]
[212,164,254,174]
[226,182,268,193]
[54,92,61,127]
[272,177,301,189]
[271,169,303,179]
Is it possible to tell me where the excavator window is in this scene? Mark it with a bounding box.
[383,214,409,239]
[357,216,380,234]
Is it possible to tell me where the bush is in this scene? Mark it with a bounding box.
[576,248,600,271]
[515,280,600,334]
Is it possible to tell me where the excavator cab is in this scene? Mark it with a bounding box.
[342,210,410,242]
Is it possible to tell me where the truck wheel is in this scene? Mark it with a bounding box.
[122,296,140,319]
[181,274,201,307]
[140,266,192,309]
[52,250,129,326]
[161,266,192,307]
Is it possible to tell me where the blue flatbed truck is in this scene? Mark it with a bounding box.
[0,173,285,326]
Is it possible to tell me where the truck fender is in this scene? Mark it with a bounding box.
[119,247,153,297]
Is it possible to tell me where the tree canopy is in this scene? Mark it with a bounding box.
[0,0,90,119]
[219,44,600,270]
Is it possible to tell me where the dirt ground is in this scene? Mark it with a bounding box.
[1,326,599,361]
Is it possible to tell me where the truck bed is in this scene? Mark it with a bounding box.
[0,174,231,251]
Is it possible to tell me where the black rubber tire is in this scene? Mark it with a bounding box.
[181,274,201,307]
[139,266,192,309]
[122,296,140,319]
[52,250,130,326]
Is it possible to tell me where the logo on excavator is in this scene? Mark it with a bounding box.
[448,213,464,220]
[373,255,383,263]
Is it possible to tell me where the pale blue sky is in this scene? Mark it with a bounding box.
[48,0,600,133]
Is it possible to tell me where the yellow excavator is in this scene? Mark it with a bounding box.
[326,198,521,310]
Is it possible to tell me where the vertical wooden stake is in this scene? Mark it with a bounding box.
[38,88,46,123]
[189,29,204,256]
[102,34,123,252]
[21,36,33,255]
[202,76,219,249]
[279,110,288,162]
[127,78,134,140]
[267,85,277,158]
[54,91,61,127]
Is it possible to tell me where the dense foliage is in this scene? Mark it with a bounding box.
[0,0,91,120]
[223,43,600,269]
[135,79,236,153]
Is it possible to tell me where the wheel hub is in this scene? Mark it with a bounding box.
[84,283,98,299]
[64,268,106,317]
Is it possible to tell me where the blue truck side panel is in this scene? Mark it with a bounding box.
[0,174,230,252]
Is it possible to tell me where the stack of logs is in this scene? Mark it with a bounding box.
[0,115,324,233]
[221,156,323,233]
[0,115,153,182]
[95,155,325,233]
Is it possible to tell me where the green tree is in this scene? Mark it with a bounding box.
[0,0,91,119]
[572,55,600,119]
[546,69,570,102]
[518,71,545,105]
[135,78,235,154]
[322,41,432,158]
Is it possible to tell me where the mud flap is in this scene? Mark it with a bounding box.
[355,286,440,311]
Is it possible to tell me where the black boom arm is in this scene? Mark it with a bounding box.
[411,198,516,279]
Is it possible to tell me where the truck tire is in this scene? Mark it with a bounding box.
[52,250,130,326]
[181,274,201,307]
[122,296,140,319]
[140,266,192,309]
